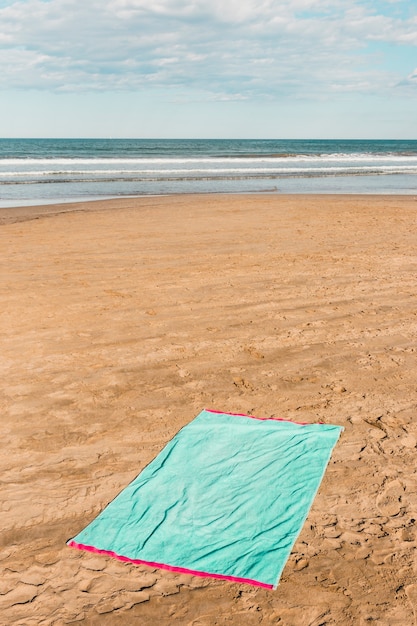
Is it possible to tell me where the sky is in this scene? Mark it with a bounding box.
[0,0,416,138]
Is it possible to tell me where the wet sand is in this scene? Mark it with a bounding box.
[1,193,417,625]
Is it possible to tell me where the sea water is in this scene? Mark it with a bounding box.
[1,138,417,207]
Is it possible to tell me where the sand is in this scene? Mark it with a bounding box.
[1,193,417,626]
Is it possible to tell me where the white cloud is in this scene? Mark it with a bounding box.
[400,67,417,86]
[0,0,416,99]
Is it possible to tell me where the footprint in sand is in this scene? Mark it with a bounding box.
[376,480,405,516]
[233,376,255,391]
[406,584,417,624]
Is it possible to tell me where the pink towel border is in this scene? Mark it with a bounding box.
[67,540,273,589]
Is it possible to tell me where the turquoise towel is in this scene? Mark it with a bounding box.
[68,409,343,588]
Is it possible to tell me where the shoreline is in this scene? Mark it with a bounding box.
[2,192,417,624]
[1,191,417,225]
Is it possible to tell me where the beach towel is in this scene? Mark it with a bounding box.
[68,409,343,589]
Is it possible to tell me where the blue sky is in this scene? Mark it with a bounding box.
[0,0,416,138]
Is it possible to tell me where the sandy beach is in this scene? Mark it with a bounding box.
[1,192,417,625]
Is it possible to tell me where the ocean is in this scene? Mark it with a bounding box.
[1,138,417,208]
